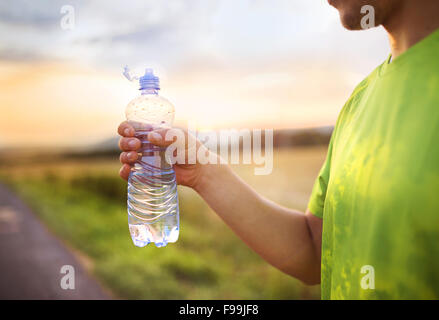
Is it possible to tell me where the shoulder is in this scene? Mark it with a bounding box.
[335,60,385,128]
[328,58,388,146]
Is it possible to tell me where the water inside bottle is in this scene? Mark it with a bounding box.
[127,129,179,247]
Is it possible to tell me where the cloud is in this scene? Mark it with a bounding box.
[0,47,50,62]
[0,0,62,27]
[0,0,389,71]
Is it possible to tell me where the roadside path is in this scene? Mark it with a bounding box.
[0,183,110,299]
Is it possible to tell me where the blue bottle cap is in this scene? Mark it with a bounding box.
[139,68,160,91]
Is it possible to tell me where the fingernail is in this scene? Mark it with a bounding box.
[124,128,131,136]
[128,139,138,148]
[149,132,162,142]
[128,152,136,160]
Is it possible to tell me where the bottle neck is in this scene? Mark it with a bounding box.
[140,88,159,95]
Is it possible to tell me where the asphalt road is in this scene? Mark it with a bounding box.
[0,183,110,299]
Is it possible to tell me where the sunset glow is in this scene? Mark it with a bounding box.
[0,0,390,148]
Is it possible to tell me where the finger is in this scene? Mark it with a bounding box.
[119,137,141,151]
[117,121,135,137]
[147,128,181,147]
[119,164,132,181]
[119,151,139,164]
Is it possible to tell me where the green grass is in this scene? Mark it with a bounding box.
[0,147,325,299]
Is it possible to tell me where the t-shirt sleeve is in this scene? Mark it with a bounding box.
[307,131,335,219]
[307,77,365,219]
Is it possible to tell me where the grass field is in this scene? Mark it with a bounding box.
[0,146,327,299]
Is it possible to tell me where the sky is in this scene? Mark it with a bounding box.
[0,0,390,148]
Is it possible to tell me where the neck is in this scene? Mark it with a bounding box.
[383,0,439,59]
[141,88,158,95]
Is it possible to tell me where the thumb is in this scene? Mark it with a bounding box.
[147,128,180,147]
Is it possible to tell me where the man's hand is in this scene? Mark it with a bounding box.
[117,121,214,189]
[117,121,141,181]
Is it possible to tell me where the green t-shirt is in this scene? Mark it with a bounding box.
[308,28,439,300]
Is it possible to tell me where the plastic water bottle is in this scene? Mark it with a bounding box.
[123,67,179,247]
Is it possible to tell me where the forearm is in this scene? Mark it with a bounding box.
[194,163,321,284]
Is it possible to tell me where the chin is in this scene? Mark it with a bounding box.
[329,0,370,30]
[337,4,370,30]
[339,14,363,30]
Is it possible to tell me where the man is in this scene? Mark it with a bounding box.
[118,0,439,299]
